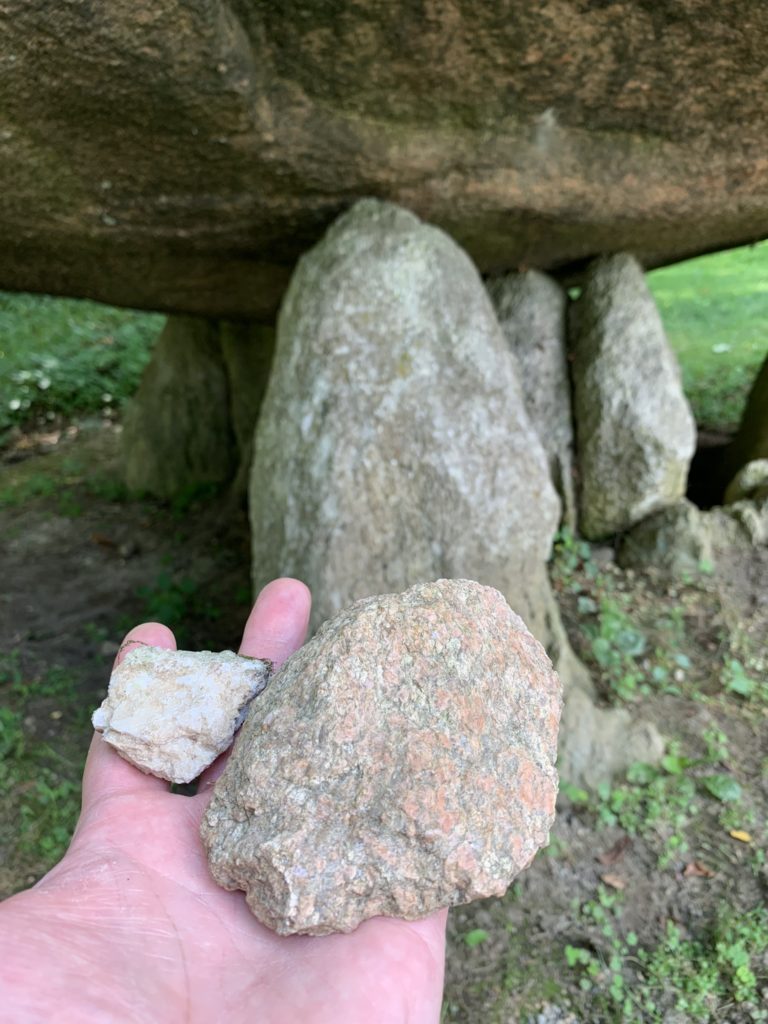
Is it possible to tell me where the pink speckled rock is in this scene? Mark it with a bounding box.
[201,579,562,935]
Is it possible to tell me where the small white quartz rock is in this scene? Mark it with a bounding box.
[92,646,271,784]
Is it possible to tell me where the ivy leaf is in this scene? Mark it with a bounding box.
[702,774,742,803]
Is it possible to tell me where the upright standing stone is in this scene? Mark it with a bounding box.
[123,316,275,499]
[219,321,276,494]
[249,199,561,643]
[571,255,696,540]
[123,316,236,499]
[488,271,576,529]
[722,353,768,491]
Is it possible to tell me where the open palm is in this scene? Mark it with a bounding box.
[0,580,446,1023]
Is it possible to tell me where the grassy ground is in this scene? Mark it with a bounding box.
[0,428,253,892]
[648,241,768,433]
[0,292,161,446]
[443,531,768,1023]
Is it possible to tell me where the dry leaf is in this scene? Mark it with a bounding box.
[683,861,715,878]
[92,533,118,549]
[729,829,752,843]
[598,835,632,866]
[600,873,626,890]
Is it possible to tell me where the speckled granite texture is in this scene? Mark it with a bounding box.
[202,579,562,935]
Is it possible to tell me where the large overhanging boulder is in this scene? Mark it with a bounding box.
[2,1,767,318]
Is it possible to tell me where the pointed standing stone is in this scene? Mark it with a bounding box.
[571,255,696,540]
[488,271,576,529]
[249,199,561,643]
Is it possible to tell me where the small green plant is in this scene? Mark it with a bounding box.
[586,595,648,701]
[0,656,86,878]
[0,706,24,760]
[552,528,597,585]
[592,761,695,867]
[636,910,768,1021]
[565,888,768,1022]
[17,773,81,862]
[722,658,766,701]
[463,929,489,948]
[570,729,747,871]
[564,887,634,1013]
[0,471,58,509]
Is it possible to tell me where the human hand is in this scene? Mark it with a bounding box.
[0,579,447,1023]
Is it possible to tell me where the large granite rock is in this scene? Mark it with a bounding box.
[571,255,696,540]
[488,271,576,529]
[617,496,768,581]
[3,2,768,317]
[250,201,664,788]
[201,579,562,935]
[250,198,561,644]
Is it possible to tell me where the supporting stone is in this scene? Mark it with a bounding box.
[488,271,576,530]
[571,255,696,540]
[250,200,663,787]
[122,316,236,500]
[618,500,714,580]
[123,316,274,499]
[219,322,276,495]
[722,353,768,491]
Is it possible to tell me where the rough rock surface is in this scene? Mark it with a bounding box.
[250,198,561,645]
[123,316,275,498]
[123,317,236,499]
[618,500,714,579]
[488,271,576,528]
[249,201,663,788]
[724,459,768,505]
[571,255,696,540]
[201,579,562,936]
[558,689,665,793]
[712,499,768,548]
[722,353,768,488]
[3,2,768,317]
[93,646,271,784]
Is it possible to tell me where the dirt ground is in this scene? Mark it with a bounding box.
[1,424,766,1022]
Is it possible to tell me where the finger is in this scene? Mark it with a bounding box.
[81,622,177,811]
[196,578,311,792]
[239,577,312,666]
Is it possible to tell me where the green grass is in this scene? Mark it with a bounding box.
[565,888,768,1022]
[0,291,162,443]
[649,241,768,433]
[0,653,87,880]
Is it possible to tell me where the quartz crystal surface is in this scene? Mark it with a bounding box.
[93,646,271,784]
